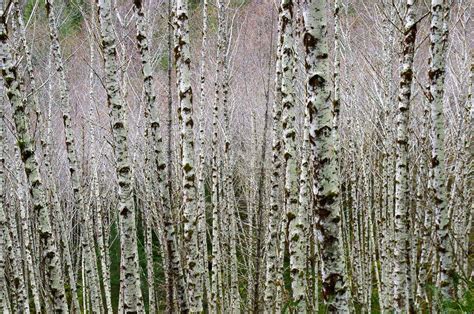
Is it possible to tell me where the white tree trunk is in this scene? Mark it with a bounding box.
[0,15,68,312]
[175,0,203,310]
[0,65,8,313]
[280,0,306,310]
[394,0,417,312]
[428,0,453,299]
[96,0,143,310]
[302,0,349,311]
[197,0,211,307]
[210,1,226,312]
[45,1,102,309]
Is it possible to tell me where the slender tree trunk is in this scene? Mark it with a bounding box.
[132,2,160,312]
[8,151,29,313]
[16,157,41,312]
[197,0,211,309]
[210,1,225,312]
[280,0,306,310]
[12,0,41,133]
[45,1,102,310]
[167,2,188,312]
[428,0,453,299]
[380,3,396,311]
[0,66,7,313]
[251,12,274,314]
[13,2,47,311]
[0,14,68,312]
[333,0,341,145]
[302,0,349,311]
[86,21,113,311]
[394,0,417,311]
[297,94,311,314]
[264,12,284,311]
[175,0,202,311]
[220,22,240,313]
[96,0,143,311]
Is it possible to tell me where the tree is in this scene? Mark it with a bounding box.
[394,0,418,311]
[95,0,143,310]
[0,10,68,312]
[175,0,203,310]
[45,0,99,310]
[302,0,349,311]
[428,0,452,299]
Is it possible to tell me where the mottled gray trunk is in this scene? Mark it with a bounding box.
[96,0,143,310]
[428,0,453,299]
[132,1,159,312]
[8,151,29,313]
[210,1,225,312]
[175,0,203,310]
[394,0,417,311]
[86,21,113,311]
[197,0,211,307]
[45,0,102,309]
[380,3,396,311]
[0,13,68,312]
[302,0,349,311]
[0,61,7,313]
[264,14,284,311]
[12,3,45,310]
[280,0,305,310]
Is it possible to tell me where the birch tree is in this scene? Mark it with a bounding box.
[263,13,283,312]
[302,0,348,311]
[428,0,453,299]
[280,0,306,310]
[175,0,203,310]
[394,0,417,311]
[0,59,6,314]
[0,10,68,311]
[197,0,211,307]
[210,1,226,311]
[45,1,102,310]
[96,0,143,310]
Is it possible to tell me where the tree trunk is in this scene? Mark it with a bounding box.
[0,69,8,313]
[175,0,203,310]
[428,0,453,299]
[394,0,417,311]
[264,12,284,311]
[302,0,349,311]
[197,0,211,309]
[0,14,68,312]
[45,1,101,310]
[95,0,143,311]
[210,1,226,312]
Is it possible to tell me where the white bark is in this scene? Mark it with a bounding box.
[96,0,143,310]
[428,0,453,299]
[264,17,283,312]
[197,0,211,307]
[0,14,68,312]
[0,51,7,312]
[45,1,102,309]
[86,21,113,312]
[175,0,202,310]
[210,1,226,312]
[394,0,417,311]
[8,151,29,313]
[302,0,349,311]
[280,0,305,310]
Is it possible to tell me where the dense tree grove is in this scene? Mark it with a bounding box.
[0,0,472,312]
